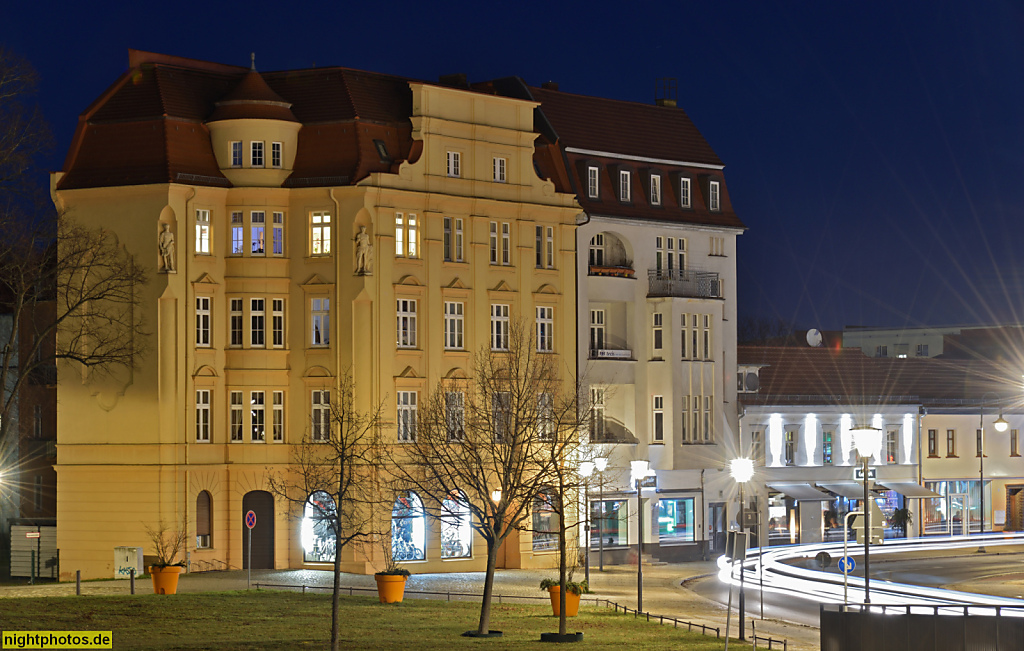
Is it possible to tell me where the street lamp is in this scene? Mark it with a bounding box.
[630,459,654,612]
[979,399,1008,535]
[594,457,608,572]
[579,460,595,585]
[730,458,754,641]
[851,425,883,604]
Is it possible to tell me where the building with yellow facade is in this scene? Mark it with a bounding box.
[51,51,580,579]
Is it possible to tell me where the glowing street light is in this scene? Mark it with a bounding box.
[630,459,654,612]
[579,460,596,585]
[593,457,609,572]
[729,457,754,640]
[851,425,882,604]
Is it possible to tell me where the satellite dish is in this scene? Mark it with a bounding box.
[744,373,760,392]
[806,329,823,347]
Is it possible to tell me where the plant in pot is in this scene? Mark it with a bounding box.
[145,523,187,595]
[540,577,590,617]
[374,532,411,604]
[890,507,913,537]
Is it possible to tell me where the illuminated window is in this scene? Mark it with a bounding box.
[658,498,694,541]
[310,212,331,256]
[441,491,472,558]
[195,210,210,254]
[532,490,559,551]
[392,492,426,561]
[822,431,833,464]
[231,212,244,255]
[250,212,265,255]
[302,491,336,562]
[311,298,329,347]
[250,391,265,442]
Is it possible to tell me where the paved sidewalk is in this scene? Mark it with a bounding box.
[0,562,820,649]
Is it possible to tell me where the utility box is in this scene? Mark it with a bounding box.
[114,546,144,579]
[851,500,884,545]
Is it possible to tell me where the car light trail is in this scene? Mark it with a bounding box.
[716,533,1024,615]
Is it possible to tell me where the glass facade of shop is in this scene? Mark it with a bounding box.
[590,499,628,547]
[392,492,426,561]
[302,491,337,562]
[923,480,988,535]
[657,497,695,542]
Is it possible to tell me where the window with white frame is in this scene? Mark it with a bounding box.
[589,387,606,441]
[397,391,417,441]
[652,313,663,354]
[251,141,264,168]
[702,314,711,360]
[680,398,689,442]
[492,391,511,442]
[619,170,631,201]
[230,299,243,347]
[250,299,265,347]
[312,390,330,441]
[230,391,243,442]
[947,429,956,457]
[928,429,938,457]
[656,236,686,271]
[251,391,265,442]
[251,211,265,255]
[822,430,834,464]
[784,430,796,465]
[310,212,331,256]
[395,212,418,258]
[446,151,460,177]
[537,392,554,441]
[231,212,244,255]
[536,306,553,352]
[491,304,509,351]
[709,180,720,211]
[443,217,464,262]
[501,222,511,265]
[196,390,210,442]
[446,391,464,441]
[195,209,210,254]
[679,177,692,208]
[311,298,330,347]
[489,222,498,264]
[273,391,284,442]
[272,299,284,348]
[680,312,689,359]
[195,297,211,347]
[493,157,506,183]
[444,301,464,350]
[653,395,664,442]
[230,141,243,167]
[271,142,282,168]
[589,309,605,353]
[396,299,417,348]
[589,234,604,266]
[889,429,900,463]
[752,429,763,461]
[917,343,929,357]
[650,175,662,205]
[709,236,725,256]
[535,225,554,269]
[272,212,284,256]
[587,166,599,198]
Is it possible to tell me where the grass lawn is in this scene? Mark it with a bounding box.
[0,590,751,650]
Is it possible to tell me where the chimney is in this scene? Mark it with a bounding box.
[541,81,559,91]
[655,77,678,108]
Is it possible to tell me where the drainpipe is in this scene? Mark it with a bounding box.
[182,184,196,563]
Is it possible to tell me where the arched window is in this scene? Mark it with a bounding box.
[532,489,559,552]
[441,490,472,559]
[196,491,212,549]
[392,492,426,561]
[302,491,337,563]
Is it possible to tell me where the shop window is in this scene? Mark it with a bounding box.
[302,491,337,562]
[532,489,559,552]
[441,491,472,559]
[590,499,626,547]
[657,497,694,542]
[392,492,426,561]
[196,491,212,549]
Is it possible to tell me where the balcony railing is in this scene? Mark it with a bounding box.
[647,268,721,299]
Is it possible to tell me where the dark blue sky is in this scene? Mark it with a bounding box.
[6,0,1023,331]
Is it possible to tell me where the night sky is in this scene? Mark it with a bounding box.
[5,0,1023,331]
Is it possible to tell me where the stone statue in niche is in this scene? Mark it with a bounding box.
[355,225,373,274]
[158,223,176,273]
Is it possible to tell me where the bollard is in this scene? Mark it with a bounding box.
[30,550,35,585]
[130,568,135,594]
[76,570,81,596]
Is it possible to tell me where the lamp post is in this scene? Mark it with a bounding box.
[630,459,652,612]
[579,460,595,586]
[730,458,754,641]
[978,399,1008,535]
[595,457,608,572]
[851,425,882,604]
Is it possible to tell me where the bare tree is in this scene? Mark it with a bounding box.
[388,321,582,636]
[737,315,798,345]
[269,373,384,651]
[0,47,51,197]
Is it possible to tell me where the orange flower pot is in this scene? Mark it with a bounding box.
[149,565,184,595]
[375,574,407,603]
[547,586,581,617]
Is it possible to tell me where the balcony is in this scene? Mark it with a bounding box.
[647,268,721,299]
[588,265,635,279]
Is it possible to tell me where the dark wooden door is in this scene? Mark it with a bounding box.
[242,491,274,570]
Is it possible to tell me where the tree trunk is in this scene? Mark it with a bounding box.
[477,540,499,634]
[331,542,341,651]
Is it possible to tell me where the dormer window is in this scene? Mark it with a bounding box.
[650,175,661,206]
[271,142,282,168]
[680,178,692,208]
[709,180,720,211]
[251,141,264,168]
[619,170,631,202]
[230,141,243,168]
[587,166,599,198]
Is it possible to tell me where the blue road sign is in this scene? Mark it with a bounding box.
[838,556,856,574]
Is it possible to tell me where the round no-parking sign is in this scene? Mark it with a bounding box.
[245,510,257,529]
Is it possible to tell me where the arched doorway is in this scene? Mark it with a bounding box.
[242,491,275,569]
